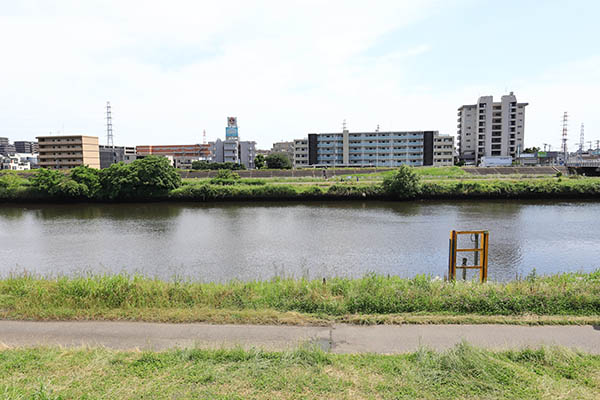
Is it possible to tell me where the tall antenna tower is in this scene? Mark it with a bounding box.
[579,123,585,153]
[342,119,347,132]
[203,129,206,145]
[106,101,114,147]
[561,112,568,160]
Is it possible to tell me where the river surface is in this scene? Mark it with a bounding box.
[1,201,599,282]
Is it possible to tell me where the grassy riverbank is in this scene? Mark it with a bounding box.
[1,272,599,325]
[2,343,600,399]
[2,167,600,202]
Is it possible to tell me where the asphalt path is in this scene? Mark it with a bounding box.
[2,321,600,353]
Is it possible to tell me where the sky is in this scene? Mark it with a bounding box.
[1,0,599,150]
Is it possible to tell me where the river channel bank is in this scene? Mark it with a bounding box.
[1,272,599,325]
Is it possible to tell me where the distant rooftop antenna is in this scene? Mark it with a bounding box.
[203,129,206,145]
[561,112,568,160]
[342,119,347,132]
[375,124,380,132]
[579,123,585,153]
[106,101,114,147]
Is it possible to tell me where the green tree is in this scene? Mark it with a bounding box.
[69,166,101,199]
[265,153,292,169]
[523,147,540,154]
[30,168,67,197]
[254,154,265,169]
[99,156,181,200]
[382,165,421,198]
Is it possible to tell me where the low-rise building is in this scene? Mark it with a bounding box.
[36,135,100,169]
[135,144,210,158]
[0,154,30,170]
[293,129,454,168]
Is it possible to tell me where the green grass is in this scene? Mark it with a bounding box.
[1,272,599,324]
[1,343,599,399]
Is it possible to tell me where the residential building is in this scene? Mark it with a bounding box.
[210,138,256,169]
[293,129,452,167]
[0,154,31,170]
[457,92,528,165]
[208,116,257,169]
[135,144,210,158]
[36,135,100,169]
[0,137,16,156]
[14,141,38,154]
[99,145,136,168]
[271,141,294,158]
[293,139,309,168]
[433,135,455,166]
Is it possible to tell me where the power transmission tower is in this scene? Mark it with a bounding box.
[579,123,585,153]
[203,129,206,145]
[106,101,114,147]
[561,112,568,161]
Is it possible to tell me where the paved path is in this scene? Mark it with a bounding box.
[1,321,599,354]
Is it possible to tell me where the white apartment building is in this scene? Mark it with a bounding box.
[457,92,527,164]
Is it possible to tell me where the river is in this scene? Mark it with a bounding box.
[1,201,598,282]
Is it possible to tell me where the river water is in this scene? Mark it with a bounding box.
[1,201,598,282]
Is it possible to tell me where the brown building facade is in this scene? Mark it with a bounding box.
[36,135,100,169]
[136,144,210,158]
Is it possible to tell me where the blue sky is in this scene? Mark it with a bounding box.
[1,0,598,150]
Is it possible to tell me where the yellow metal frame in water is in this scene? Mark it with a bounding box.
[448,230,489,283]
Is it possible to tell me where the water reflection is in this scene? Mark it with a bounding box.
[1,200,599,282]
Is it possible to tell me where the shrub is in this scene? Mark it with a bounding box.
[192,161,246,170]
[382,165,421,198]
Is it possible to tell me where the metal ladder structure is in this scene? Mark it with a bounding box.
[448,230,489,283]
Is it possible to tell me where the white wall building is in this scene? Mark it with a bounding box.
[457,92,527,165]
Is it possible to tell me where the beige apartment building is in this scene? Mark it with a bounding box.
[433,135,455,166]
[36,135,100,169]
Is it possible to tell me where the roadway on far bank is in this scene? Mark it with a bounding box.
[1,321,599,354]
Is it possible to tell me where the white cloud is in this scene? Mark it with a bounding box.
[0,0,598,152]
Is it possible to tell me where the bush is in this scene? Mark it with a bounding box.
[382,165,421,198]
[192,161,246,170]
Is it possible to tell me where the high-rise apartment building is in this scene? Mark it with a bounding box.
[457,92,528,164]
[36,135,100,169]
[293,130,454,168]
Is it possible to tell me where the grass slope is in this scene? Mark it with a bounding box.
[1,272,599,324]
[1,343,599,399]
